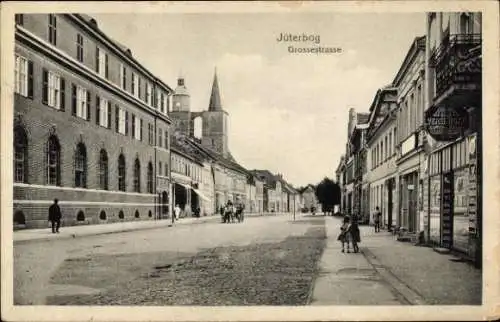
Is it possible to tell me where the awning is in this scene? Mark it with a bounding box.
[192,188,211,201]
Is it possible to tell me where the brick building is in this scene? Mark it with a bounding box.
[13,14,173,229]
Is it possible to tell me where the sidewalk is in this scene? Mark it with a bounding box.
[13,212,290,244]
[310,217,481,305]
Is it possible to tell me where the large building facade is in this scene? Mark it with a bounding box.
[13,14,173,229]
[423,12,481,263]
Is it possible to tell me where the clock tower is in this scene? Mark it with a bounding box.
[170,76,192,136]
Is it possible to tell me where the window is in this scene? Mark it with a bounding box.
[118,210,125,219]
[156,91,161,110]
[147,162,154,193]
[14,126,28,183]
[99,149,108,190]
[48,14,57,45]
[96,96,110,128]
[146,82,152,105]
[159,161,163,176]
[161,93,166,113]
[135,210,140,218]
[120,64,126,90]
[148,123,154,145]
[132,115,141,140]
[47,135,61,186]
[71,85,90,120]
[158,128,163,148]
[96,47,108,78]
[75,143,87,188]
[388,132,392,156]
[164,129,168,149]
[165,163,168,177]
[15,14,24,26]
[117,107,126,134]
[393,128,397,154]
[43,70,64,110]
[132,73,139,97]
[384,136,388,161]
[118,154,126,191]
[76,34,84,62]
[133,158,141,192]
[14,55,32,97]
[99,211,107,220]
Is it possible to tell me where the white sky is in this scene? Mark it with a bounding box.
[91,12,425,187]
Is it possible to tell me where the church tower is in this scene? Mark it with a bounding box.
[170,76,192,136]
[202,69,229,157]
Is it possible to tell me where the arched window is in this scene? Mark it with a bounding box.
[147,162,153,193]
[134,210,140,218]
[148,210,152,217]
[75,143,87,188]
[14,126,28,183]
[118,154,126,191]
[99,210,106,220]
[99,149,108,190]
[133,158,141,192]
[47,135,61,186]
[118,210,124,219]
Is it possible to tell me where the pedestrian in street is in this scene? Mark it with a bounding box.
[174,204,181,221]
[350,213,361,253]
[48,198,62,234]
[373,206,382,233]
[337,215,353,253]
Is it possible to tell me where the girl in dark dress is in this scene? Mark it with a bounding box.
[350,213,361,253]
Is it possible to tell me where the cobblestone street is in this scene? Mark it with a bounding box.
[15,215,326,306]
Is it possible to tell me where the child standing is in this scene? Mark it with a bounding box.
[337,215,353,253]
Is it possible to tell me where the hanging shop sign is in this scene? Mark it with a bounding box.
[441,172,454,248]
[425,104,469,141]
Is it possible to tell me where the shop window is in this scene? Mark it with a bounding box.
[77,211,85,221]
[118,210,124,219]
[99,210,107,220]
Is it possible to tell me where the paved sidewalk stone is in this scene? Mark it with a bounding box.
[358,224,482,305]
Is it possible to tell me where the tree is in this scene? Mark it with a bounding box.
[315,177,341,215]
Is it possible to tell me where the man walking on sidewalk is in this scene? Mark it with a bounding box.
[373,206,382,233]
[48,199,62,234]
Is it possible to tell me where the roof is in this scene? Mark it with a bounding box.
[171,134,205,165]
[184,137,249,176]
[208,70,223,111]
[251,170,278,189]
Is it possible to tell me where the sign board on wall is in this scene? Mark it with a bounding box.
[425,105,469,141]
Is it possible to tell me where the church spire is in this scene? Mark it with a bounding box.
[208,68,222,111]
